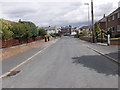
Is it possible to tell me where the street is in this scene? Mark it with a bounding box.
[2,36,118,88]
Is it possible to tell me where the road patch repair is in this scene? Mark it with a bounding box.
[1,38,59,79]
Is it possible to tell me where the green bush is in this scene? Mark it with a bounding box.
[112,33,120,38]
[54,33,61,36]
[79,30,88,37]
[0,19,13,40]
[38,28,47,38]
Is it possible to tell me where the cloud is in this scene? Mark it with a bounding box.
[1,2,38,18]
[0,0,119,27]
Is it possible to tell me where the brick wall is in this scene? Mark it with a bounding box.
[79,36,120,45]
[110,39,120,45]
[1,39,44,60]
[79,36,92,42]
[1,36,42,48]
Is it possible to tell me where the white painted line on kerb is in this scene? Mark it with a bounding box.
[83,44,120,64]
[0,39,58,79]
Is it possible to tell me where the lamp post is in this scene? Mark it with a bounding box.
[84,3,90,41]
[84,3,90,27]
[91,0,95,43]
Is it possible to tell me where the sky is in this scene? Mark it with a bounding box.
[0,0,119,27]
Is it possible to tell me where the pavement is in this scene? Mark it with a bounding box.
[1,39,58,75]
[79,39,119,62]
[2,36,119,88]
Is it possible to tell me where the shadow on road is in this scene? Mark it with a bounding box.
[72,52,119,76]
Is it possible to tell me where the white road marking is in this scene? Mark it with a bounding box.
[82,44,119,64]
[0,39,58,79]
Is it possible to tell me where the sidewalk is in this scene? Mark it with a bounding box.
[1,38,59,75]
[79,39,119,63]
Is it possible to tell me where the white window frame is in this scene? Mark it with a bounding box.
[118,12,120,18]
[112,15,115,20]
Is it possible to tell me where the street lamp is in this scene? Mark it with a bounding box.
[84,3,90,27]
[84,3,90,41]
[91,0,95,43]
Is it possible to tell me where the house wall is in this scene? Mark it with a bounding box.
[99,22,106,30]
[107,16,120,32]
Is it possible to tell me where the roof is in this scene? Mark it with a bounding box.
[107,7,120,17]
[97,7,120,23]
[98,17,106,23]
[42,26,57,31]
[80,26,90,29]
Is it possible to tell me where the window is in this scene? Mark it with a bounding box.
[117,25,120,31]
[108,17,111,22]
[112,27,115,32]
[118,12,120,18]
[112,15,115,20]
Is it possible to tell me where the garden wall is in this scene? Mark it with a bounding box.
[1,36,42,48]
[79,36,120,45]
[1,39,44,60]
[110,39,120,45]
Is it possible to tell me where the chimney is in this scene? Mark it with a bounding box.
[103,14,105,18]
[19,19,21,22]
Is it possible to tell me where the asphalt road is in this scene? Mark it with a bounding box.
[2,36,118,88]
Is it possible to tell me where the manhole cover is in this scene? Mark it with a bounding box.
[6,71,20,77]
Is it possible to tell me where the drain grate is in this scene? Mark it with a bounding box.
[6,71,20,77]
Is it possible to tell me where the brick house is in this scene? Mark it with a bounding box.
[107,7,120,32]
[98,7,120,33]
[98,14,106,31]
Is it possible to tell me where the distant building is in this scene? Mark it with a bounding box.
[42,26,59,34]
[80,26,91,34]
[61,26,71,35]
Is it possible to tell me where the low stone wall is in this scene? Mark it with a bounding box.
[79,36,92,42]
[79,36,120,45]
[1,36,42,48]
[1,39,44,60]
[1,37,56,60]
[110,39,120,45]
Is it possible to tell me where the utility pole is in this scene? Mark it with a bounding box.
[69,25,72,35]
[91,0,95,43]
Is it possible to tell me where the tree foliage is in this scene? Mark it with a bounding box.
[38,28,47,38]
[20,21,38,37]
[94,23,101,38]
[0,18,39,41]
[11,22,27,39]
[0,19,13,40]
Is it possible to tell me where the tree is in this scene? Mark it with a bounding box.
[94,23,101,38]
[20,21,38,37]
[38,28,47,38]
[108,28,112,38]
[0,19,13,40]
[11,22,26,39]
[82,30,88,36]
[94,23,102,41]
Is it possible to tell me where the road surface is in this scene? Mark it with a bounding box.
[2,36,118,88]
